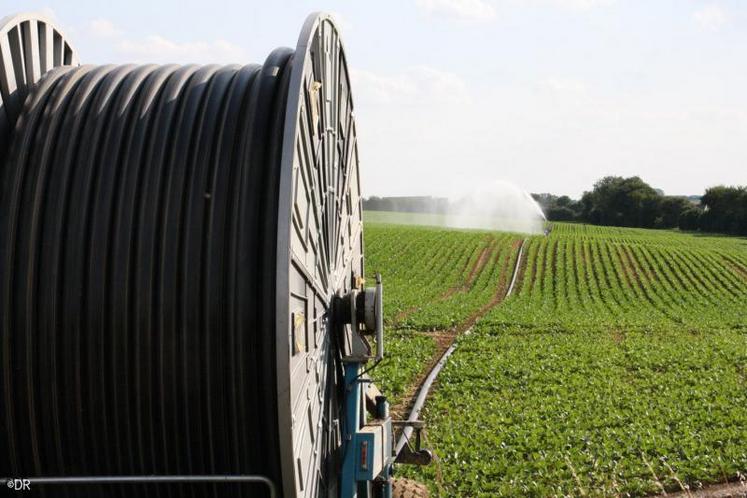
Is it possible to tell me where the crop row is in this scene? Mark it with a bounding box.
[364,217,747,496]
[411,325,747,497]
[365,223,524,330]
[364,224,489,324]
[485,232,747,329]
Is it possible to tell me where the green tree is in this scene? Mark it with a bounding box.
[656,196,690,228]
[580,176,661,228]
[678,206,703,231]
[700,186,747,235]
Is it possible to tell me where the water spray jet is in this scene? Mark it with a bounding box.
[445,180,546,234]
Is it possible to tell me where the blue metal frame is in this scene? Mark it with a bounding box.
[375,396,393,498]
[340,363,365,497]
[339,362,395,498]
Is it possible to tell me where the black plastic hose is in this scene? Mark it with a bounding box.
[0,53,294,497]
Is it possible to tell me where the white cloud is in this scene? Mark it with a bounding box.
[351,71,416,104]
[541,77,587,94]
[329,12,352,34]
[501,0,614,10]
[545,0,614,9]
[503,0,614,10]
[351,66,471,105]
[37,7,58,21]
[88,18,123,38]
[83,17,248,64]
[414,0,613,21]
[693,5,727,31]
[415,0,497,21]
[117,36,247,64]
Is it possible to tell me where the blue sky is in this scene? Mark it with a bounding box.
[6,0,746,198]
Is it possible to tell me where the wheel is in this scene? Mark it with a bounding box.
[0,12,78,163]
[277,13,364,498]
[392,478,431,498]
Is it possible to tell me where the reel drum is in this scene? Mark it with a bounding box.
[0,12,363,498]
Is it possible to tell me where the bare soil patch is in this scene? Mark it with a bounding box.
[663,480,747,498]
[723,256,747,282]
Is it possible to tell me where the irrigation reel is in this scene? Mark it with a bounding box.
[0,11,430,498]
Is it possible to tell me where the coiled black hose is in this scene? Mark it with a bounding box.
[0,52,294,497]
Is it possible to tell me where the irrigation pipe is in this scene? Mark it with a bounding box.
[505,238,528,297]
[395,238,529,456]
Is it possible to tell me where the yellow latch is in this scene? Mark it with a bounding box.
[293,311,305,354]
[355,275,365,290]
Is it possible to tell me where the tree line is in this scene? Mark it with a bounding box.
[533,176,747,236]
[363,196,449,213]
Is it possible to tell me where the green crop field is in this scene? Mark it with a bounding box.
[364,212,747,497]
